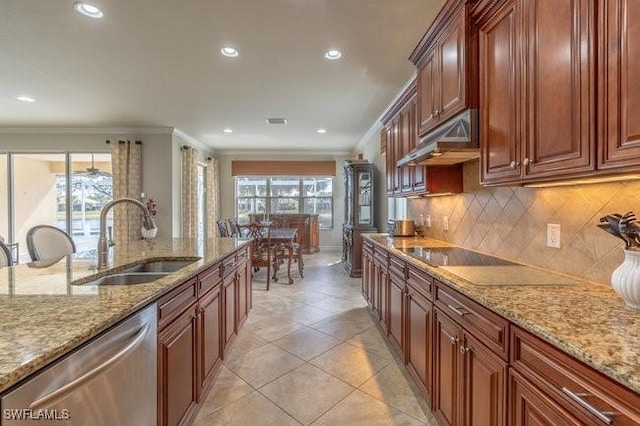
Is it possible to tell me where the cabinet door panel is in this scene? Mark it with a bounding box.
[419,51,438,135]
[524,0,594,177]
[400,107,413,193]
[479,0,521,183]
[199,287,222,394]
[439,12,466,123]
[223,274,237,352]
[599,0,640,169]
[159,306,198,426]
[388,273,404,355]
[461,332,507,426]
[406,286,433,402]
[510,370,583,426]
[433,310,461,426]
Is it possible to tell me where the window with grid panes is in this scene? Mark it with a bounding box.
[235,176,333,228]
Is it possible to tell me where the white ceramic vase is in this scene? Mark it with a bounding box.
[611,249,640,309]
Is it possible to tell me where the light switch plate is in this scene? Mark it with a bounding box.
[443,216,449,231]
[547,224,561,248]
[425,215,431,227]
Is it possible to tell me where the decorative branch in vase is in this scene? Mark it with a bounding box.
[142,197,158,240]
[597,211,640,309]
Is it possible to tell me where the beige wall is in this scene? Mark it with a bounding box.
[356,123,388,232]
[217,151,351,249]
[0,155,7,238]
[406,159,638,284]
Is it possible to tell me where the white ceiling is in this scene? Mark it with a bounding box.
[0,0,445,152]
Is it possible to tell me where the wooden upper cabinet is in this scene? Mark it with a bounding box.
[478,0,521,183]
[418,50,439,133]
[522,0,595,178]
[476,0,596,185]
[438,10,467,124]
[413,1,475,137]
[598,0,640,170]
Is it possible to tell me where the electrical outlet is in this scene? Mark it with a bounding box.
[547,224,561,248]
[443,215,449,231]
[425,215,431,228]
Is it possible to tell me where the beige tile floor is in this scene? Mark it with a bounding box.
[194,250,438,425]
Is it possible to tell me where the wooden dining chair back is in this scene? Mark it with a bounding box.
[227,218,239,236]
[238,223,274,290]
[0,241,13,268]
[289,217,309,278]
[216,219,231,237]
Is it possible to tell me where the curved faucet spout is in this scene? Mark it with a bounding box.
[97,198,157,269]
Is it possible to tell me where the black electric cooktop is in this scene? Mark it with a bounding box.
[398,247,516,267]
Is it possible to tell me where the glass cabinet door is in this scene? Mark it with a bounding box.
[357,170,372,225]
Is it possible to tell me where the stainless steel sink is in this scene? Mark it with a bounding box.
[74,257,200,286]
[82,272,170,286]
[122,259,199,274]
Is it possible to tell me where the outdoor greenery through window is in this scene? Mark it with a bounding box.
[236,176,333,228]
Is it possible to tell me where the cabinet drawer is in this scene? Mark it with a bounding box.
[363,240,373,256]
[222,254,238,277]
[158,277,198,329]
[511,326,640,425]
[407,265,433,301]
[198,263,222,296]
[373,250,389,267]
[389,254,406,279]
[435,280,509,359]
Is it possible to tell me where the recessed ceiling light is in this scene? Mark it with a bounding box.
[317,128,327,134]
[73,2,104,19]
[220,47,239,58]
[222,128,233,133]
[324,49,342,60]
[16,96,35,103]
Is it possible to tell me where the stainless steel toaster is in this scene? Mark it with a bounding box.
[387,220,415,237]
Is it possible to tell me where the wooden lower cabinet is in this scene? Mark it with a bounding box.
[158,246,252,426]
[388,270,405,356]
[509,369,582,426]
[362,240,639,426]
[406,282,433,402]
[222,271,237,352]
[198,285,222,395]
[461,331,507,426]
[158,303,199,426]
[433,309,462,426]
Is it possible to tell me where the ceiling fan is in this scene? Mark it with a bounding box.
[74,154,112,178]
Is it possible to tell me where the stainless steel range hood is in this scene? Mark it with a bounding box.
[397,109,479,167]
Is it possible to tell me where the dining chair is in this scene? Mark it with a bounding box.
[287,217,308,278]
[26,225,76,261]
[227,218,239,236]
[0,241,13,268]
[216,219,231,237]
[237,223,274,290]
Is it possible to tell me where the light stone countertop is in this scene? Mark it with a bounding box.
[365,234,640,394]
[0,237,250,393]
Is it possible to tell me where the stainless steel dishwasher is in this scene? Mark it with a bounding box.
[1,303,157,425]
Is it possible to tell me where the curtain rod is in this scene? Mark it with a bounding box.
[106,140,142,144]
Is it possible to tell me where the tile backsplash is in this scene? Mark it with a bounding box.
[407,160,640,284]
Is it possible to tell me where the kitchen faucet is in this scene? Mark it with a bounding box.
[97,198,157,269]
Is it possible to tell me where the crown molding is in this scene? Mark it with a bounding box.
[171,128,208,151]
[355,72,417,153]
[217,149,352,158]
[0,127,174,135]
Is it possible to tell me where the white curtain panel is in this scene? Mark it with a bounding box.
[206,157,220,238]
[182,147,199,238]
[111,140,142,245]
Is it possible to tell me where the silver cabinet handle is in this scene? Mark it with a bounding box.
[30,323,150,409]
[460,346,470,354]
[561,388,615,424]
[429,113,434,120]
[523,157,531,166]
[449,335,458,345]
[509,161,520,169]
[447,304,468,316]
